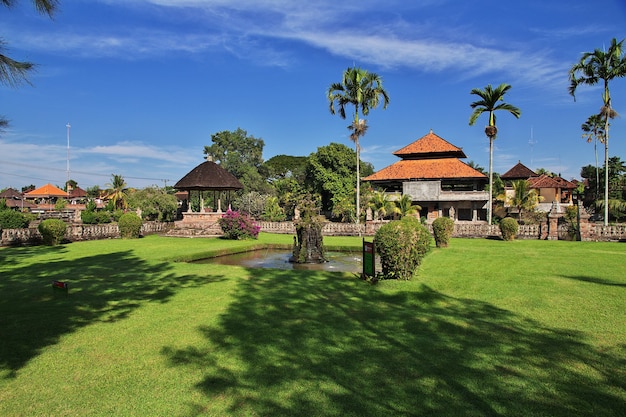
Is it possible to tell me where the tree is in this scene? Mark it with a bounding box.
[507,180,542,222]
[1,0,59,131]
[469,83,521,225]
[395,194,421,219]
[327,66,389,223]
[126,186,178,222]
[305,142,373,219]
[203,128,270,194]
[106,174,128,210]
[569,37,626,226]
[581,114,606,201]
[368,190,396,221]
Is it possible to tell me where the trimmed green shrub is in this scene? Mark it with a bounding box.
[38,219,67,245]
[500,217,519,241]
[118,212,143,239]
[432,216,455,248]
[0,209,30,229]
[218,209,261,240]
[374,216,432,280]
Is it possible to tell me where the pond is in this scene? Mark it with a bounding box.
[193,249,366,273]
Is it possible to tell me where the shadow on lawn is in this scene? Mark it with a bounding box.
[163,269,626,417]
[0,246,224,378]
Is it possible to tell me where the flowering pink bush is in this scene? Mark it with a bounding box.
[218,209,261,239]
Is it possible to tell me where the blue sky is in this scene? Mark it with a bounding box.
[1,0,626,190]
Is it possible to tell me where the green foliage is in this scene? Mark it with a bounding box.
[261,196,286,221]
[37,219,67,245]
[305,142,373,215]
[368,190,396,220]
[374,216,432,280]
[54,199,67,210]
[0,208,30,229]
[499,217,519,241]
[234,191,268,219]
[204,128,270,194]
[432,216,455,248]
[118,212,143,239]
[218,209,260,240]
[127,187,178,222]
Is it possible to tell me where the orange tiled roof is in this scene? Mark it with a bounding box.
[24,183,68,198]
[363,158,486,181]
[393,130,466,159]
[527,174,575,189]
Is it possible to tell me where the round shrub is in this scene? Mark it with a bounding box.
[118,212,143,239]
[218,209,261,240]
[38,219,67,245]
[432,216,455,248]
[374,216,432,280]
[499,217,519,241]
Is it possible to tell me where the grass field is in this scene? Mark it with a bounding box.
[0,234,625,416]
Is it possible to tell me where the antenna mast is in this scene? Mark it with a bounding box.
[528,126,536,169]
[66,123,71,189]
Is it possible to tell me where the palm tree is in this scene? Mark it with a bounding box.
[106,174,128,210]
[395,194,421,219]
[368,190,396,221]
[469,83,521,225]
[581,114,606,201]
[1,1,58,133]
[569,37,626,226]
[507,180,542,222]
[328,66,390,223]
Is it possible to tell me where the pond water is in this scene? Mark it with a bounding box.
[194,249,365,273]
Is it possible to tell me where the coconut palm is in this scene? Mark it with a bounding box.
[507,180,542,222]
[106,174,128,210]
[469,83,521,225]
[368,190,396,221]
[395,194,421,219]
[328,66,389,223]
[581,114,607,201]
[569,37,626,225]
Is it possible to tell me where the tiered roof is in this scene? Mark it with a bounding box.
[363,130,485,182]
[174,160,244,191]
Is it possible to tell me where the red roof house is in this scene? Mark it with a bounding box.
[363,130,489,222]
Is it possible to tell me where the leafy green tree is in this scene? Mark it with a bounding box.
[327,66,389,223]
[262,155,307,182]
[261,196,286,221]
[105,174,128,210]
[569,37,626,226]
[469,83,521,225]
[305,142,373,218]
[126,186,178,222]
[1,0,58,131]
[203,128,270,194]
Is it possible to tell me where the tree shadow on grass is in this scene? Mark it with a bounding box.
[162,268,626,417]
[0,248,225,378]
[557,273,626,287]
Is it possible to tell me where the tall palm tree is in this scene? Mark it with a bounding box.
[469,83,521,225]
[106,174,128,210]
[569,37,626,226]
[328,66,389,223]
[581,114,606,201]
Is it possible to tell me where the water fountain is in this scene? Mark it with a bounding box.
[291,197,327,264]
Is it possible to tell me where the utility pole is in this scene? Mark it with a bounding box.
[66,122,71,190]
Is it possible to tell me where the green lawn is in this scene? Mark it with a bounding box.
[0,234,624,416]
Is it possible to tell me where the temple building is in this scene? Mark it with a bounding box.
[363,130,489,222]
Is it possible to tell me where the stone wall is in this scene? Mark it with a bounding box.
[1,221,172,246]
